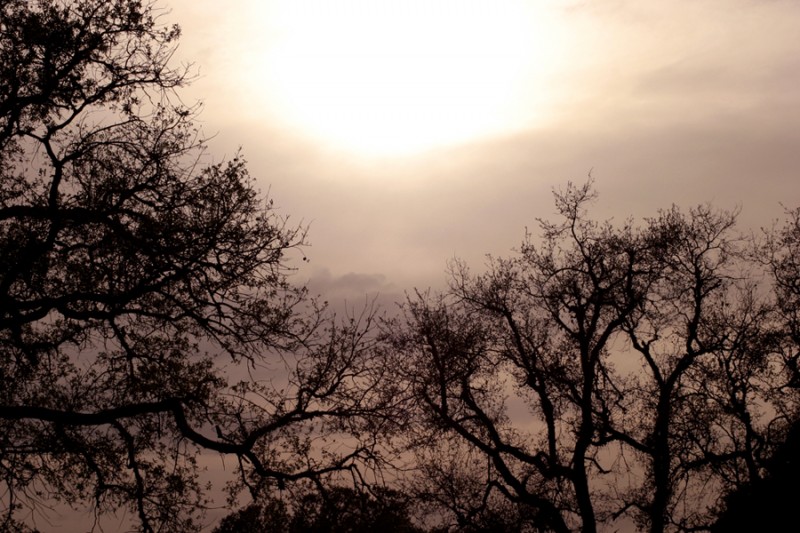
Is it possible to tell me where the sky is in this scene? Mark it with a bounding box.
[164,0,800,309]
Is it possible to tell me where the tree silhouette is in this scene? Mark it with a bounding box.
[407,436,546,532]
[711,417,800,532]
[0,1,391,530]
[382,182,800,532]
[213,486,423,533]
[706,207,800,531]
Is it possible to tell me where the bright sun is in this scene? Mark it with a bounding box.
[233,1,566,157]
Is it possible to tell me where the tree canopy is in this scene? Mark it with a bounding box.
[382,183,800,532]
[212,486,423,533]
[0,1,393,530]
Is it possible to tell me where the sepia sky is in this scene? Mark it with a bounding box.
[167,0,800,304]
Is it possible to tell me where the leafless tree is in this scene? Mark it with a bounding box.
[0,1,393,530]
[384,182,799,532]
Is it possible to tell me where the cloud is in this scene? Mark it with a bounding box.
[307,269,391,294]
[303,268,406,315]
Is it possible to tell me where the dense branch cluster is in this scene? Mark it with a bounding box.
[384,182,800,532]
[0,2,393,531]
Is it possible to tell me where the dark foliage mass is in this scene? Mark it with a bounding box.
[711,417,800,532]
[213,486,423,533]
[2,1,800,532]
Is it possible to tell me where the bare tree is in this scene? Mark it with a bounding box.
[764,206,800,386]
[213,484,423,533]
[0,1,392,530]
[612,205,787,532]
[385,183,652,532]
[384,182,798,532]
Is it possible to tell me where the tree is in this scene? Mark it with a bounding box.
[213,497,292,533]
[407,434,544,532]
[707,207,800,531]
[0,1,391,530]
[764,206,800,387]
[711,416,800,532]
[609,205,787,532]
[213,485,423,533]
[383,182,798,532]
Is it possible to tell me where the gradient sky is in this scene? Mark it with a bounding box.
[166,0,800,307]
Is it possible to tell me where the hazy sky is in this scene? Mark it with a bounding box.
[166,0,800,304]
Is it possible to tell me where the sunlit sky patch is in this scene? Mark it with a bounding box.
[190,0,571,157]
[170,0,800,290]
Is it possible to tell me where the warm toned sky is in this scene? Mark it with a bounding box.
[167,0,799,305]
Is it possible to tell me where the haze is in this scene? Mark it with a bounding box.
[168,0,800,301]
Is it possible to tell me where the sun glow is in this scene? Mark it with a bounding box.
[233,1,566,156]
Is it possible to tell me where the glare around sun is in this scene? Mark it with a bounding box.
[231,0,567,157]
